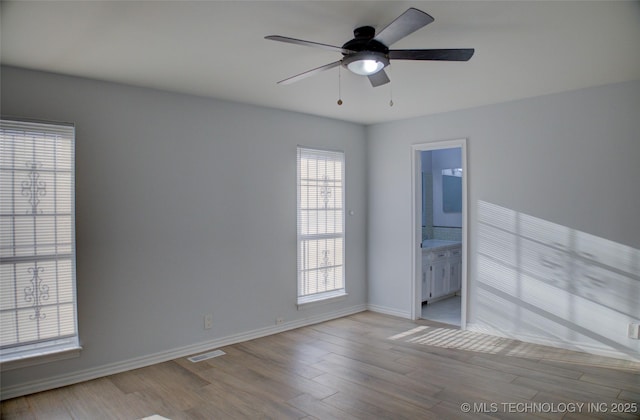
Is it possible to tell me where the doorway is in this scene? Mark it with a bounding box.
[411,139,467,328]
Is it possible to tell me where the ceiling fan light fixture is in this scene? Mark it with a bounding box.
[347,59,383,76]
[343,53,389,76]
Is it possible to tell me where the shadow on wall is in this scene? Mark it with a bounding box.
[475,201,640,361]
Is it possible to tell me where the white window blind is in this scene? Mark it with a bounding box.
[0,119,79,364]
[297,147,345,304]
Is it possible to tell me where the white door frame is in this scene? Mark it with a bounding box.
[410,139,468,328]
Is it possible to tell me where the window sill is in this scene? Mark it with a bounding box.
[1,345,82,372]
[297,291,348,310]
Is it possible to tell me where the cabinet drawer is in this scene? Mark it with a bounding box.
[450,248,462,258]
[428,250,449,261]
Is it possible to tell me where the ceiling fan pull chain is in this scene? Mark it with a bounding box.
[389,67,394,107]
[337,66,343,106]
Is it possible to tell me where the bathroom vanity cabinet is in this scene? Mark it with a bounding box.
[421,241,462,303]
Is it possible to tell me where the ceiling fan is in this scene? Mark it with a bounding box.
[265,8,474,87]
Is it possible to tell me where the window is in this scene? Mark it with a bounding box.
[297,147,346,306]
[0,119,79,366]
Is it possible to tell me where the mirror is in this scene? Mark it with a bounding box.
[442,168,462,213]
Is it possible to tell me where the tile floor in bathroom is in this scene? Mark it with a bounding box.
[421,295,461,327]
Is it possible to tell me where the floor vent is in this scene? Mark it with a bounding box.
[187,349,226,363]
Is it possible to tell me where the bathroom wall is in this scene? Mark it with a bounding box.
[421,149,462,242]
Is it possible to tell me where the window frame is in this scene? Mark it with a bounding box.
[0,118,81,370]
[296,146,347,308]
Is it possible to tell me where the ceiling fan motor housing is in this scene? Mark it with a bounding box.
[342,26,389,55]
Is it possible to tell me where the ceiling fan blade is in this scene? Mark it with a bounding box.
[389,49,475,61]
[374,8,434,47]
[368,69,390,87]
[276,60,342,85]
[265,35,355,54]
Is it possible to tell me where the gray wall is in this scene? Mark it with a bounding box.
[367,80,640,360]
[1,66,367,391]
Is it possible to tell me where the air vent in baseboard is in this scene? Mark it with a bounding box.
[187,349,226,363]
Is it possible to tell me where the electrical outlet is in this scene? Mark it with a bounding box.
[276,317,284,325]
[204,313,213,330]
[628,323,640,339]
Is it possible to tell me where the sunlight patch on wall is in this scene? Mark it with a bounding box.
[476,201,640,361]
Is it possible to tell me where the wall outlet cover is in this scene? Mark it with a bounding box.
[204,313,213,330]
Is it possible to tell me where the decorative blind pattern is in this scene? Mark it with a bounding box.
[0,119,78,362]
[297,147,345,301]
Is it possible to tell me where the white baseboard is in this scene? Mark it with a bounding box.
[466,322,640,363]
[1,304,367,400]
[366,304,412,319]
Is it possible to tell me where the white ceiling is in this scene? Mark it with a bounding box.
[2,1,639,125]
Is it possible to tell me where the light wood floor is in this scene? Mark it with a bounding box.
[2,311,639,419]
